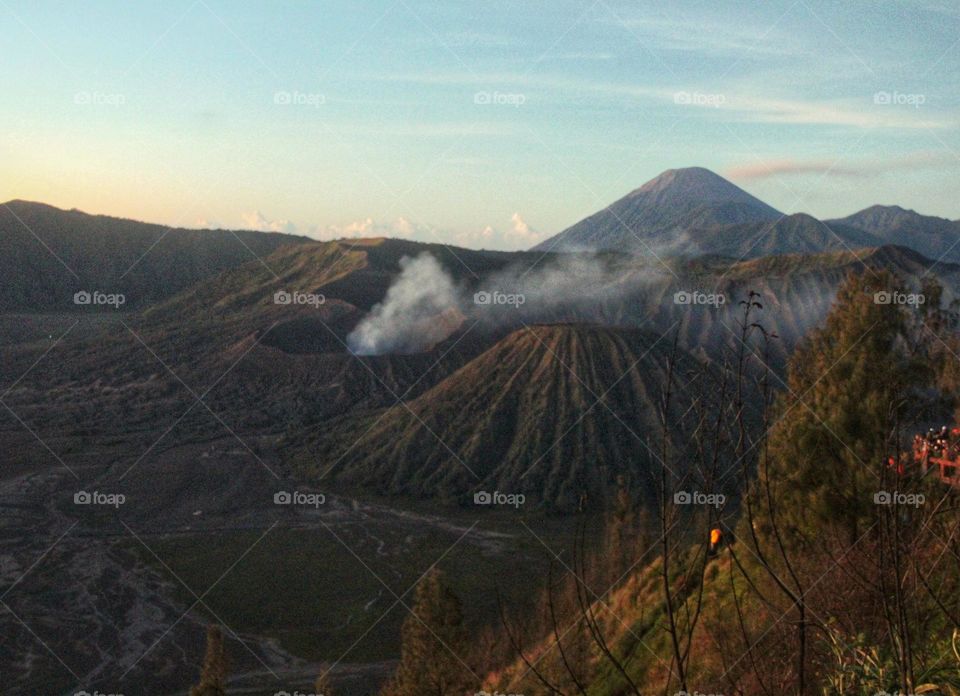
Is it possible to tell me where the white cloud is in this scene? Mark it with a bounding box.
[314,217,431,242]
[725,151,960,181]
[193,216,222,229]
[359,70,955,130]
[545,51,615,61]
[240,210,297,234]
[511,212,531,236]
[599,13,802,59]
[720,95,950,129]
[231,209,549,251]
[450,213,548,250]
[309,213,549,251]
[667,88,953,130]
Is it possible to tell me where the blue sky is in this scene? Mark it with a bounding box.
[1,0,958,249]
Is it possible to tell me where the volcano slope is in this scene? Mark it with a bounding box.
[293,324,710,511]
[6,237,960,492]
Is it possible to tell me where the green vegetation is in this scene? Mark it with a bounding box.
[480,273,960,696]
[382,570,472,696]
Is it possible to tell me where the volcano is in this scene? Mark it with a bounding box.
[295,324,704,511]
[533,167,782,254]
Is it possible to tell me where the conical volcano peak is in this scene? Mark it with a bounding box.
[630,167,775,208]
[637,166,729,191]
[534,166,782,254]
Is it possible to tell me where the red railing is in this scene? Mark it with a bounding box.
[912,433,960,488]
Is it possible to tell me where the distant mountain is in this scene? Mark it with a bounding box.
[829,205,960,263]
[0,200,313,311]
[533,169,960,263]
[685,213,886,258]
[533,167,782,254]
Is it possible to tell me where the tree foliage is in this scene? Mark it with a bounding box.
[760,270,924,543]
[383,569,472,696]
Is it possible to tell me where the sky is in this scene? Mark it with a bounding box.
[1,0,958,250]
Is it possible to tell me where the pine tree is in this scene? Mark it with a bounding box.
[760,270,923,544]
[191,624,228,696]
[382,569,471,696]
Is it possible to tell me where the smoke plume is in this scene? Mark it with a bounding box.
[346,250,673,355]
[347,253,462,355]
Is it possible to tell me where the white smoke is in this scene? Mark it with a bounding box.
[483,253,669,323]
[347,253,462,355]
[345,250,673,355]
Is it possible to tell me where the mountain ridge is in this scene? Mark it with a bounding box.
[533,167,782,254]
[533,168,960,263]
[0,199,315,310]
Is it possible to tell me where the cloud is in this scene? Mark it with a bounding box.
[449,213,549,251]
[725,151,960,181]
[544,51,615,61]
[598,13,801,59]
[511,212,532,237]
[312,217,435,242]
[360,70,955,129]
[240,210,297,234]
[722,95,950,129]
[314,214,549,251]
[725,159,866,181]
[321,121,517,138]
[668,90,954,130]
[193,217,222,229]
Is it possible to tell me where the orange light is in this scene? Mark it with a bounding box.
[710,528,721,546]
